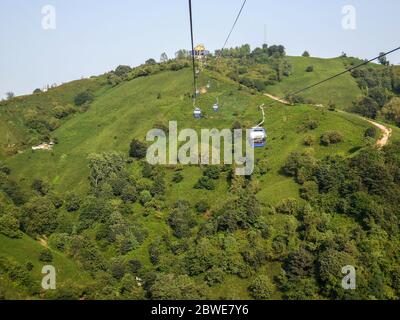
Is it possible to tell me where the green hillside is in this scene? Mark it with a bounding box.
[4,68,372,197]
[0,76,108,159]
[1,51,400,300]
[0,234,92,299]
[265,56,363,109]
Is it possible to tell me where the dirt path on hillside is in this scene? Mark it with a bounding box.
[263,93,392,148]
[38,238,49,248]
[264,93,290,105]
[365,119,392,148]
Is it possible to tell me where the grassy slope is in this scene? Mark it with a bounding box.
[0,77,108,159]
[0,234,92,299]
[0,64,387,299]
[5,68,371,200]
[266,56,363,110]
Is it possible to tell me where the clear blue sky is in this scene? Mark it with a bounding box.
[1,0,399,98]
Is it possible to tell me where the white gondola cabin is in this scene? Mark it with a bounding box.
[193,107,202,119]
[213,103,219,112]
[249,127,266,148]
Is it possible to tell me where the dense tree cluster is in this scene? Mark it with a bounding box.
[74,91,94,106]
[351,65,400,124]
[212,44,292,92]
[278,143,400,299]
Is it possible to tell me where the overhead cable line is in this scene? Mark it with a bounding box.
[188,0,197,105]
[214,0,248,103]
[219,0,248,55]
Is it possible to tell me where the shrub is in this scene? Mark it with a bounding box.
[352,96,380,119]
[150,274,204,300]
[74,91,94,106]
[317,249,355,298]
[364,127,377,138]
[48,233,70,251]
[256,159,270,175]
[65,192,81,212]
[111,259,126,280]
[1,178,26,205]
[306,120,319,130]
[284,248,314,279]
[381,97,400,126]
[121,185,137,203]
[31,179,50,196]
[304,135,316,146]
[253,79,266,92]
[368,87,391,108]
[26,262,34,271]
[168,201,196,238]
[172,172,184,183]
[203,166,221,180]
[195,200,210,214]
[127,259,143,274]
[148,241,162,265]
[248,275,275,300]
[306,65,314,72]
[302,51,310,57]
[21,197,58,236]
[328,101,336,111]
[288,94,305,104]
[53,104,77,119]
[39,250,53,263]
[300,181,319,200]
[194,177,215,190]
[0,162,11,175]
[205,267,225,286]
[276,198,302,215]
[129,139,147,159]
[282,151,316,178]
[238,67,248,74]
[239,77,254,88]
[107,74,122,87]
[320,131,343,146]
[139,190,152,206]
[0,214,22,238]
[114,65,132,77]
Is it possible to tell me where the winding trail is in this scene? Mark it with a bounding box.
[365,118,392,148]
[263,93,392,148]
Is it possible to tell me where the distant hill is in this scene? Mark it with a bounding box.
[265,56,363,109]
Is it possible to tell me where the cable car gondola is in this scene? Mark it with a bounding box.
[193,107,202,119]
[213,103,219,112]
[249,127,266,148]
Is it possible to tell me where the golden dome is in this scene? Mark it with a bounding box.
[194,44,206,51]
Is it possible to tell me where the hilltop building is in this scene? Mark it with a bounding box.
[190,44,209,59]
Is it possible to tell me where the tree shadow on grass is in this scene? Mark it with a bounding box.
[348,146,362,154]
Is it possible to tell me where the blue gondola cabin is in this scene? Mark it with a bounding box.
[249,127,267,148]
[193,107,202,119]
